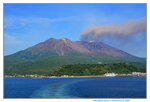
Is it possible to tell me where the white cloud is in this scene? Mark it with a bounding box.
[4,16,79,29]
[4,34,23,45]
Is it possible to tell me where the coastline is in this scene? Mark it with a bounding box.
[4,73,146,79]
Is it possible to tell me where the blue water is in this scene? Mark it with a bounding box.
[4,77,146,98]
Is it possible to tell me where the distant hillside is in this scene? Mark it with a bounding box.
[51,63,146,76]
[4,38,146,75]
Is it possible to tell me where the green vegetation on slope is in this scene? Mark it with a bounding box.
[4,51,146,75]
[51,63,146,76]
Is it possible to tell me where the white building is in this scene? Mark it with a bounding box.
[97,62,102,64]
[104,73,116,77]
[61,75,69,77]
[132,72,146,76]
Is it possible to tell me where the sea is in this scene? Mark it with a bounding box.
[4,77,146,98]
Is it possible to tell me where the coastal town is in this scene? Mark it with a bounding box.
[4,72,146,78]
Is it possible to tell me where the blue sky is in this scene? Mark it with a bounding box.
[4,4,146,57]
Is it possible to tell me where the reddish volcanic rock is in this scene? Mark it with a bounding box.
[28,38,135,58]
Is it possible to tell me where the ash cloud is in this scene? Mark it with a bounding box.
[80,19,146,41]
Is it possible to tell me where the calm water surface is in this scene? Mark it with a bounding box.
[4,77,146,98]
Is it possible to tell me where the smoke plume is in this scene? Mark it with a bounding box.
[80,19,146,41]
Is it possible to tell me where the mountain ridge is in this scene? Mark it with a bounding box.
[24,38,137,58]
[4,38,145,75]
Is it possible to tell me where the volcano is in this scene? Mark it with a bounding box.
[4,38,145,75]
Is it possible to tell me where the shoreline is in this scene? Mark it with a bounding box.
[4,74,146,79]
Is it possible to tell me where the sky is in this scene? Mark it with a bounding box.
[4,4,146,57]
